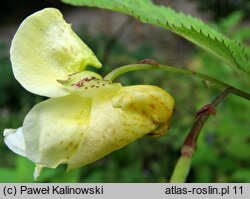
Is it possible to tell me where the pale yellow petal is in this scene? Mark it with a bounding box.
[3,127,26,157]
[68,85,174,170]
[58,71,122,98]
[23,94,91,168]
[34,165,44,181]
[113,85,175,137]
[11,8,101,97]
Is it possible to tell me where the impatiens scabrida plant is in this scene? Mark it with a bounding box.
[3,8,175,180]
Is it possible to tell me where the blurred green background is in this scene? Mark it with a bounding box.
[0,0,250,182]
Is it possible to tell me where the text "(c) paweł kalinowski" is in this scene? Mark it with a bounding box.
[20,185,104,195]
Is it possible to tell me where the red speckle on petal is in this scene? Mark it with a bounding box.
[71,77,97,88]
[71,79,85,87]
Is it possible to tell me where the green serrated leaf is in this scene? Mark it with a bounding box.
[61,0,250,92]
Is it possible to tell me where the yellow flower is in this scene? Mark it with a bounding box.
[3,8,175,179]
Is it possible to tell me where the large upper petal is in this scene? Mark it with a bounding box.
[68,85,175,170]
[10,8,101,97]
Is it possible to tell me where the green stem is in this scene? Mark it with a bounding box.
[169,146,193,183]
[170,87,231,182]
[104,64,250,101]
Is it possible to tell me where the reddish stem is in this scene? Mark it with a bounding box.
[182,87,232,156]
